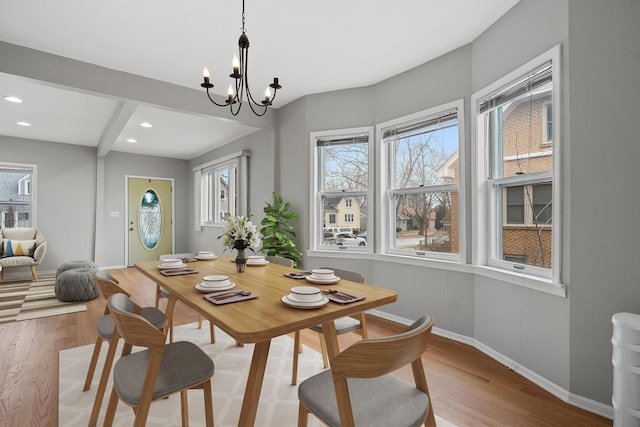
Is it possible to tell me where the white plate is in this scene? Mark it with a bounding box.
[195,254,218,260]
[247,260,269,266]
[286,293,324,304]
[305,275,341,284]
[158,262,187,269]
[195,282,236,293]
[281,295,329,309]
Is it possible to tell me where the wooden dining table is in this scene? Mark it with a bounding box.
[135,256,397,427]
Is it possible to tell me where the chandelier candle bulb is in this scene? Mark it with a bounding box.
[203,67,210,84]
[264,87,271,102]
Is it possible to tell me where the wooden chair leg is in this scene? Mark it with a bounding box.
[180,390,189,427]
[30,266,38,281]
[202,380,214,427]
[292,331,301,385]
[198,315,203,329]
[102,386,119,427]
[88,337,120,427]
[82,336,104,391]
[318,333,330,369]
[297,402,309,427]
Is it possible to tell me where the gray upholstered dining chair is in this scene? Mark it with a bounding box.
[291,267,368,385]
[264,255,295,267]
[297,315,436,427]
[102,293,215,427]
[84,270,168,427]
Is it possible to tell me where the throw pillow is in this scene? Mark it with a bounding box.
[2,239,37,257]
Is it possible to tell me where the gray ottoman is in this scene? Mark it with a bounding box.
[56,260,98,277]
[55,267,99,301]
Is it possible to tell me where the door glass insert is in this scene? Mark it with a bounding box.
[139,190,161,249]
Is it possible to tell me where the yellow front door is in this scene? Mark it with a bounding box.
[127,178,173,266]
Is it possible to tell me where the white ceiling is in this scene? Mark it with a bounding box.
[0,0,519,160]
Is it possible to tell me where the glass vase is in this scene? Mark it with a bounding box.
[235,248,247,273]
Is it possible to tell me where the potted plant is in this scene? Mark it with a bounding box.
[260,193,303,267]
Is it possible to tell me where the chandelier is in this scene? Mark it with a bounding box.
[200,0,281,117]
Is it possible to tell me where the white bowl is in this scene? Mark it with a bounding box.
[310,268,335,279]
[202,275,230,287]
[289,286,321,302]
[162,258,182,265]
[198,251,214,256]
[248,255,265,260]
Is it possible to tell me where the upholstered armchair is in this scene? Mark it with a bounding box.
[0,227,47,281]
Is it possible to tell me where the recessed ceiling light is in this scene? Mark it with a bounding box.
[126,138,137,144]
[4,96,23,103]
[17,121,31,127]
[140,122,152,128]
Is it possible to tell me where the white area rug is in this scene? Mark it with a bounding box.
[59,322,455,426]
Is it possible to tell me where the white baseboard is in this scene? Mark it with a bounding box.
[369,310,614,420]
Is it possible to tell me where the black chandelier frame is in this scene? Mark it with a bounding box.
[200,0,281,117]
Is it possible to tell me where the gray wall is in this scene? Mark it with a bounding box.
[568,0,640,405]
[275,0,640,410]
[100,151,189,267]
[1,136,96,273]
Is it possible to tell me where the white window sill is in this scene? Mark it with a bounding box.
[306,251,567,297]
[472,265,566,297]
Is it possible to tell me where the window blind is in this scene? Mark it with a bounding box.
[382,109,458,140]
[479,61,552,113]
[316,134,369,147]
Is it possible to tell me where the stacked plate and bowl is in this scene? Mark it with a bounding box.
[158,258,186,269]
[247,255,269,266]
[281,285,328,309]
[305,268,341,284]
[195,251,217,260]
[195,274,236,292]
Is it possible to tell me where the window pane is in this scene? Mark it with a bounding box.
[506,186,524,224]
[390,119,459,189]
[317,137,368,192]
[139,190,161,249]
[533,183,552,224]
[392,191,458,254]
[321,195,368,247]
[488,80,553,179]
[499,182,552,269]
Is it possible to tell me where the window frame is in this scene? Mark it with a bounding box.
[376,99,465,262]
[310,127,374,253]
[193,150,250,230]
[472,45,562,286]
[0,162,37,228]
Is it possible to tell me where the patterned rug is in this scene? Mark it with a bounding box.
[0,277,87,323]
[59,323,455,426]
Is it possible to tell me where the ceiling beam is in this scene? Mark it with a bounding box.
[97,101,136,158]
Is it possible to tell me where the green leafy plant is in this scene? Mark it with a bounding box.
[260,192,303,267]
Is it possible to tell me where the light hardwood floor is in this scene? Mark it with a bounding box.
[0,267,611,427]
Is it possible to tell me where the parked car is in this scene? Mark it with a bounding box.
[324,231,366,246]
[324,226,353,234]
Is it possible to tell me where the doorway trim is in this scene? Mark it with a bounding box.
[124,175,175,267]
